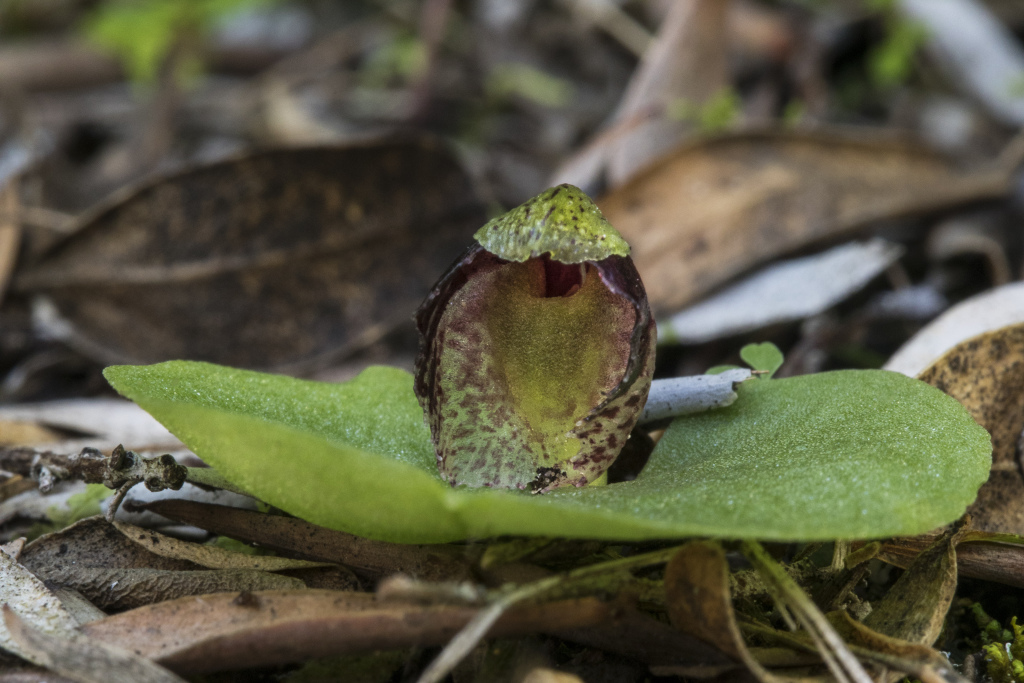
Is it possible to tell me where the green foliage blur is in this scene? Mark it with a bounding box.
[27,483,110,539]
[82,0,279,84]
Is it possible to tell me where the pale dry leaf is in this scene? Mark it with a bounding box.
[0,399,182,452]
[0,544,79,665]
[599,129,1012,315]
[3,607,186,683]
[40,566,304,610]
[659,239,903,344]
[552,0,730,191]
[520,668,584,683]
[606,0,730,186]
[885,281,1024,376]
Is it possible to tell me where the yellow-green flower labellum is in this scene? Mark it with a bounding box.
[414,184,655,491]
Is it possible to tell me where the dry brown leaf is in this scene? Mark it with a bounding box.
[3,607,186,683]
[135,499,472,581]
[862,526,965,646]
[41,566,304,610]
[111,521,330,572]
[15,139,485,371]
[0,668,79,682]
[0,179,21,307]
[598,129,1012,315]
[662,540,794,682]
[80,590,611,675]
[20,517,201,574]
[0,475,36,504]
[0,542,79,664]
[46,587,105,626]
[916,324,1024,533]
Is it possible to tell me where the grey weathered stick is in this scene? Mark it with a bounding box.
[640,369,751,425]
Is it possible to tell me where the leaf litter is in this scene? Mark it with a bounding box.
[4,1,1024,680]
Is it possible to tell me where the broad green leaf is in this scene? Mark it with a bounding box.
[104,362,990,544]
[740,342,785,378]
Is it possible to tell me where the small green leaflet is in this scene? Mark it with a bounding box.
[740,342,785,378]
[104,362,990,544]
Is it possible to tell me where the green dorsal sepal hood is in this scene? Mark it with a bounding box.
[473,184,630,264]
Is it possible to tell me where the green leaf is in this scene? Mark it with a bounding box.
[104,362,990,543]
[740,342,785,378]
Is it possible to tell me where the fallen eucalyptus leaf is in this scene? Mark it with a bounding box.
[3,607,186,683]
[15,139,485,371]
[898,0,1024,126]
[0,543,79,665]
[658,239,904,345]
[20,517,200,574]
[598,129,1012,315]
[47,587,106,626]
[111,521,330,572]
[661,541,773,681]
[80,590,612,675]
[38,566,304,610]
[104,361,990,543]
[875,533,1024,590]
